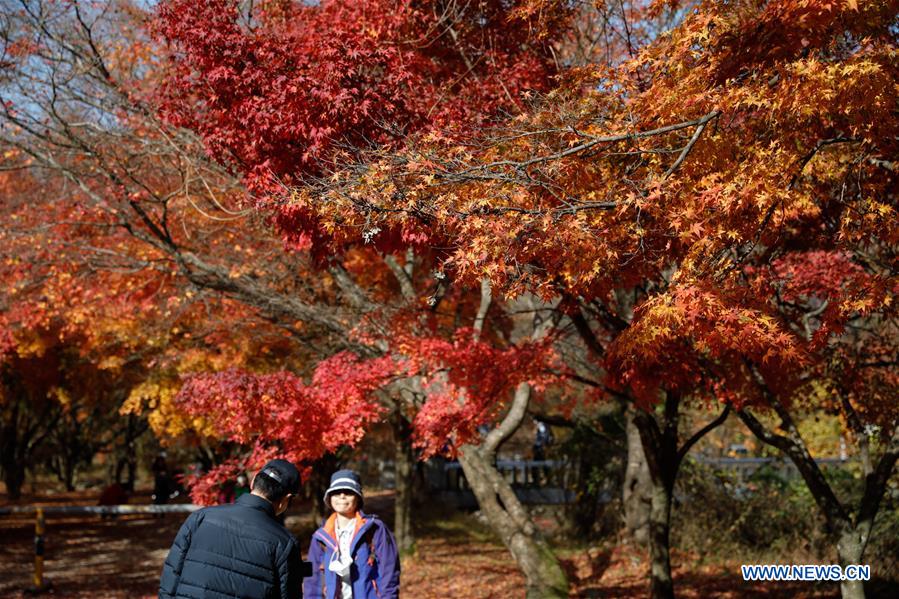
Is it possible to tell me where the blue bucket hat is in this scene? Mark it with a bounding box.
[324,469,364,508]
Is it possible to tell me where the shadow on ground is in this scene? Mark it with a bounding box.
[4,490,896,598]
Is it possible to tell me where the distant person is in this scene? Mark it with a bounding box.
[151,452,170,507]
[532,420,554,461]
[159,459,309,599]
[99,481,129,506]
[532,420,554,485]
[98,482,129,519]
[304,470,399,599]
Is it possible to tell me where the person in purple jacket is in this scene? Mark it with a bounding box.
[304,470,400,598]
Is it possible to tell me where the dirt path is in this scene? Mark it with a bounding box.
[1,511,181,597]
[0,490,849,598]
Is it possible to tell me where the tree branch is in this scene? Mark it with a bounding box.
[384,254,416,301]
[472,278,492,341]
[737,407,850,528]
[677,403,730,464]
[858,424,899,526]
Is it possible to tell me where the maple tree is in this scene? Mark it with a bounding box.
[0,152,194,496]
[0,313,65,500]
[0,265,148,498]
[0,156,139,497]
[265,2,896,598]
[731,251,898,599]
[3,1,896,598]
[170,352,394,504]
[409,304,573,597]
[0,0,384,503]
[149,0,824,592]
[154,0,562,188]
[150,0,584,572]
[0,2,537,561]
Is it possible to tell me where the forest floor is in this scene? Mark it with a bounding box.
[0,489,881,598]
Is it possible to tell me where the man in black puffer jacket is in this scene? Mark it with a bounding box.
[159,459,307,598]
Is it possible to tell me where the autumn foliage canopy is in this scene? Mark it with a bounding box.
[1,1,895,524]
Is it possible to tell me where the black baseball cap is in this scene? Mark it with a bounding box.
[257,459,300,495]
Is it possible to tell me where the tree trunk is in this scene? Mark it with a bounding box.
[2,461,25,500]
[114,451,136,490]
[454,302,567,596]
[648,481,675,599]
[393,412,416,555]
[0,395,26,500]
[836,527,866,599]
[458,445,568,599]
[633,401,680,599]
[55,450,78,492]
[624,407,651,546]
[120,415,143,492]
[64,461,77,492]
[126,455,136,492]
[632,393,728,599]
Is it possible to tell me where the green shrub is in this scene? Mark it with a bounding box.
[671,457,899,581]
